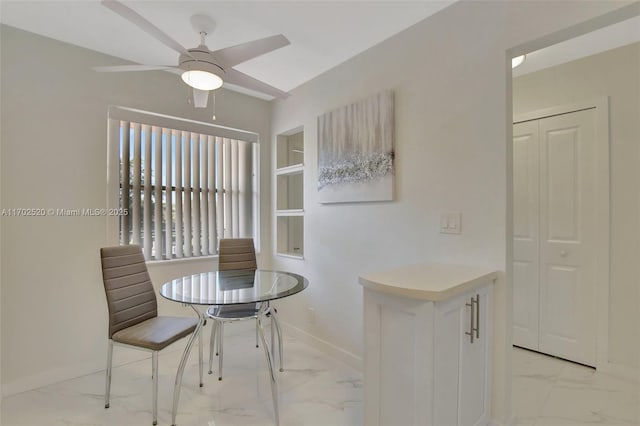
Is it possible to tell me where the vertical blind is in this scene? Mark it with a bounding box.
[117,120,257,260]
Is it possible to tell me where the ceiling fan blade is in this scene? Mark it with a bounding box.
[224,68,290,99]
[93,65,177,72]
[213,34,290,68]
[101,0,192,58]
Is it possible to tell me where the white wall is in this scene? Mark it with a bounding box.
[0,36,3,412]
[513,42,640,370]
[1,0,637,419]
[268,1,637,424]
[0,25,272,395]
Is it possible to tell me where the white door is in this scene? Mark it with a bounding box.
[538,109,597,366]
[513,108,598,366]
[512,121,540,350]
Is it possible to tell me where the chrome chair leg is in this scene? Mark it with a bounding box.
[270,309,284,372]
[152,351,158,426]
[105,340,113,409]
[198,329,203,387]
[270,313,275,358]
[208,320,218,374]
[218,322,224,381]
[171,311,204,426]
[255,318,259,348]
[257,305,280,425]
[215,321,220,356]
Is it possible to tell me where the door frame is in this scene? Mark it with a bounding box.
[513,98,610,371]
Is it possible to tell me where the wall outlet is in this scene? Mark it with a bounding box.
[440,212,462,234]
[307,307,316,325]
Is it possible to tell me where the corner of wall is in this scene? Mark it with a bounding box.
[0,33,4,407]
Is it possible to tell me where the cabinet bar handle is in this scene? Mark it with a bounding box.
[465,298,475,343]
[474,294,480,339]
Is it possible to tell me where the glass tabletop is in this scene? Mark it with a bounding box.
[160,269,308,305]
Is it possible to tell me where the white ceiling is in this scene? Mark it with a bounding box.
[0,1,638,99]
[0,0,455,99]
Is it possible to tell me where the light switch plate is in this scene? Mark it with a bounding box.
[440,212,462,234]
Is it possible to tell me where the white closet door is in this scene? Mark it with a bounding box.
[513,121,541,350]
[538,109,597,366]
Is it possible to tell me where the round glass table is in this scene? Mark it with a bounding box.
[160,269,308,425]
[160,269,308,306]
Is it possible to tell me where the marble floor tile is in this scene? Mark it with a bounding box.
[3,334,639,426]
[513,347,640,426]
[1,322,362,426]
[512,374,555,422]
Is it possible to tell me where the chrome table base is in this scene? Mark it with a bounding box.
[257,303,281,425]
[207,304,283,425]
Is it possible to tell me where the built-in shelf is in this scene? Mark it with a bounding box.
[276,209,304,216]
[276,252,305,260]
[276,214,304,257]
[276,164,304,175]
[277,131,304,169]
[277,172,303,211]
[276,127,304,258]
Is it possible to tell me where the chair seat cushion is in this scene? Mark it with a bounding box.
[111,316,198,351]
[206,303,261,320]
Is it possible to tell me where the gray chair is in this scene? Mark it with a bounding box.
[207,238,283,380]
[100,245,203,426]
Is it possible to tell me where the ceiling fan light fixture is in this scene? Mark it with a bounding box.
[181,70,223,91]
[512,54,526,69]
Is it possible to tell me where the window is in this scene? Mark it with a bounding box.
[108,108,259,260]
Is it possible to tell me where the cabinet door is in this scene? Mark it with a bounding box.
[459,285,491,426]
[434,284,492,426]
[434,294,464,426]
[364,288,434,426]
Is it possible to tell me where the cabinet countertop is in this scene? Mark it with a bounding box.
[359,262,498,302]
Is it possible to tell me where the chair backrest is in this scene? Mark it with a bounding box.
[100,245,158,338]
[218,238,257,271]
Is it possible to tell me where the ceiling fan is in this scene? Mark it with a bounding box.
[95,0,291,107]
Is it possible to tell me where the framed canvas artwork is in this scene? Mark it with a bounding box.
[317,90,394,203]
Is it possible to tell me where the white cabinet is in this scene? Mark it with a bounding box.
[360,263,496,426]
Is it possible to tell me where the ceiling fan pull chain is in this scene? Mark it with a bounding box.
[212,91,217,121]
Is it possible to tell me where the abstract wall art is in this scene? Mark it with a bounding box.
[317,90,395,203]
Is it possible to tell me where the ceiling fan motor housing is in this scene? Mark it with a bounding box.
[179,46,225,78]
[99,1,290,98]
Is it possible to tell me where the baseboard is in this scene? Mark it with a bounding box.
[488,415,517,426]
[2,357,106,397]
[280,321,363,372]
[1,347,154,398]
